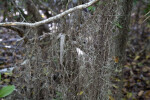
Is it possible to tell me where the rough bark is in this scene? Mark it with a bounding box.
[2,0,133,100]
[109,0,133,99]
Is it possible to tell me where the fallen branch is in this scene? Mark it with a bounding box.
[0,0,98,27]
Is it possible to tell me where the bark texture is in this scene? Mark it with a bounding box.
[4,0,133,100]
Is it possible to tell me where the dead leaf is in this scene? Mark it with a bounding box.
[109,95,115,100]
[134,55,140,61]
[144,90,150,99]
[77,91,84,95]
[138,90,144,97]
[113,56,119,63]
[142,66,150,72]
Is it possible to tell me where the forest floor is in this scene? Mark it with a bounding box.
[122,24,150,99]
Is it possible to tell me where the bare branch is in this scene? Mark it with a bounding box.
[0,0,98,28]
[2,26,24,37]
[1,26,29,43]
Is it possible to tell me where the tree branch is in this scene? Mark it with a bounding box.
[2,26,24,37]
[0,0,98,27]
[1,26,29,43]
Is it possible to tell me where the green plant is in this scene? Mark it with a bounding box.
[114,21,123,29]
[0,73,15,98]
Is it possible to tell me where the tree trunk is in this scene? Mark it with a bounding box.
[109,0,133,99]
[5,0,133,100]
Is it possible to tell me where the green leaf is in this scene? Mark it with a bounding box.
[115,22,123,29]
[88,6,96,12]
[0,85,15,98]
[88,6,93,10]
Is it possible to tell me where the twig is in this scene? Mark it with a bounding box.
[2,26,24,37]
[144,10,150,17]
[143,15,150,23]
[0,0,98,27]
